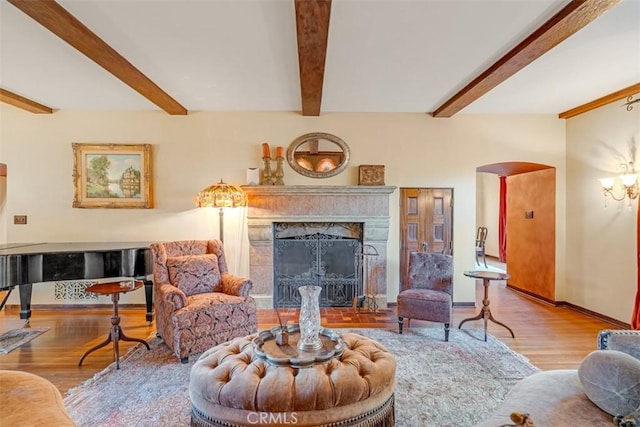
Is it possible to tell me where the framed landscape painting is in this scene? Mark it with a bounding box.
[72,143,153,209]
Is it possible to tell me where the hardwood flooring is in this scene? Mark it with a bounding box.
[0,276,620,395]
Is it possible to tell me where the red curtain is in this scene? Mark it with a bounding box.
[632,205,640,329]
[498,175,507,263]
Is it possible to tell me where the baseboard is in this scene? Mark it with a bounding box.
[358,301,475,308]
[452,302,475,307]
[387,301,476,308]
[4,303,146,311]
[506,285,631,329]
[5,296,631,329]
[557,301,631,329]
[506,285,557,306]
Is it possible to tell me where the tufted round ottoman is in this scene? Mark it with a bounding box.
[189,332,396,427]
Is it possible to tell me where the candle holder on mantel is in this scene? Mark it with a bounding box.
[262,157,275,185]
[274,157,285,185]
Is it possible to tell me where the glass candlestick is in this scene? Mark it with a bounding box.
[262,157,275,185]
[274,157,285,185]
[297,285,322,352]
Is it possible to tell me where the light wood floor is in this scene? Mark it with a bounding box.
[0,278,619,395]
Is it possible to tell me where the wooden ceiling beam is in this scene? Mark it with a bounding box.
[8,0,187,115]
[558,83,640,118]
[295,0,331,116]
[431,0,621,118]
[0,88,53,114]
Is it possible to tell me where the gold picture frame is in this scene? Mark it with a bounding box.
[72,143,153,209]
[358,165,385,186]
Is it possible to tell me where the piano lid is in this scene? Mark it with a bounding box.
[0,243,43,251]
[0,242,153,256]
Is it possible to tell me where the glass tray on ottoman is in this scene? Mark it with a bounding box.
[252,323,345,368]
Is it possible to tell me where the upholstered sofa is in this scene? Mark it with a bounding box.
[475,329,640,427]
[150,240,258,363]
[0,370,76,426]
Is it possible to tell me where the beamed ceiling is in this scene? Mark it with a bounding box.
[0,0,639,118]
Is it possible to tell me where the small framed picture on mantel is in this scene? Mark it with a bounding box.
[359,165,385,186]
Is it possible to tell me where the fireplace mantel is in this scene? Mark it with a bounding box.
[243,185,397,309]
[242,185,397,196]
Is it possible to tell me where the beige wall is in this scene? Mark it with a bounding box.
[0,106,566,309]
[476,172,500,258]
[0,170,6,243]
[565,101,639,323]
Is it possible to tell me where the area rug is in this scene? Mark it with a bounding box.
[0,327,49,354]
[64,328,540,427]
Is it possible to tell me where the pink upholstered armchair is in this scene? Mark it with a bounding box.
[150,240,258,363]
[397,252,453,341]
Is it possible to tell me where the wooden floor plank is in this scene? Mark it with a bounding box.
[0,278,619,395]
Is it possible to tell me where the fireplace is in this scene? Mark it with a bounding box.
[273,222,363,307]
[243,185,396,309]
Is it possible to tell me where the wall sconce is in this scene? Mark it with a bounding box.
[598,161,639,208]
[623,95,639,111]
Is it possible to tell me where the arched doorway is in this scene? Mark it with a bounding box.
[476,162,557,302]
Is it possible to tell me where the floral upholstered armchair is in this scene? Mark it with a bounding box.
[150,240,258,363]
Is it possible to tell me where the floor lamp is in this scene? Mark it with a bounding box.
[195,179,247,243]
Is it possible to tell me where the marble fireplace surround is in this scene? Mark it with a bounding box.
[242,185,397,309]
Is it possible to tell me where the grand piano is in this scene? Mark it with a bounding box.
[0,242,153,322]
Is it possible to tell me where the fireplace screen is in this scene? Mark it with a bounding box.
[274,222,363,307]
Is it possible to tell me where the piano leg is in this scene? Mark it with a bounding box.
[144,279,154,323]
[19,284,32,321]
[0,287,13,312]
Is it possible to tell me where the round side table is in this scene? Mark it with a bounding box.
[458,270,515,341]
[78,280,150,369]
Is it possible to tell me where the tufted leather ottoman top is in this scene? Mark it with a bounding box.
[189,332,396,427]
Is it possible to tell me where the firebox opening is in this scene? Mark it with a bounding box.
[273,222,364,308]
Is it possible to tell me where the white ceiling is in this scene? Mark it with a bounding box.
[1,0,639,115]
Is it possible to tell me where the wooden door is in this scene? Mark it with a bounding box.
[399,188,453,291]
